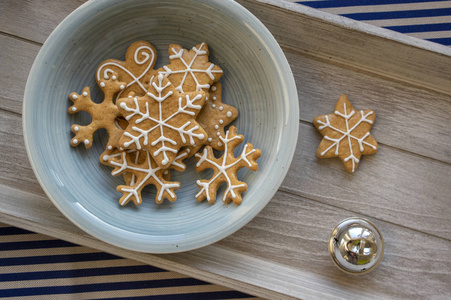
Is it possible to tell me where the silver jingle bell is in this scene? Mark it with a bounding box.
[329,217,384,274]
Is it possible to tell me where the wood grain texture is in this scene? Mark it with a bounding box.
[0,110,44,196]
[1,184,449,299]
[0,0,86,45]
[281,122,451,240]
[0,34,40,114]
[241,0,451,95]
[284,47,451,164]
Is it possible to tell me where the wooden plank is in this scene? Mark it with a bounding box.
[1,184,449,299]
[0,110,44,196]
[1,0,450,95]
[0,34,40,114]
[281,122,451,240]
[0,0,85,45]
[1,107,450,240]
[3,34,450,163]
[284,47,451,164]
[241,0,451,95]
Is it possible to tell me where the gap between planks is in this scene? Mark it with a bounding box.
[281,45,451,99]
[0,31,43,47]
[278,186,451,243]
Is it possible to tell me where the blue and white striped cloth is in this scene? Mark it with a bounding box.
[0,224,255,299]
[295,0,451,46]
[1,1,450,298]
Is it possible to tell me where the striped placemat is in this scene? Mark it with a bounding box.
[0,224,257,299]
[294,0,451,46]
[1,1,450,299]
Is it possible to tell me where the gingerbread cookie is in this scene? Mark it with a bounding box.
[117,74,208,168]
[108,150,180,205]
[196,82,238,151]
[69,72,126,149]
[313,95,378,172]
[195,126,261,205]
[158,43,223,93]
[97,41,157,99]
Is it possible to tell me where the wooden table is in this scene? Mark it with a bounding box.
[1,0,450,299]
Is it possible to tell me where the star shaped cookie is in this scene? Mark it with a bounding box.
[313,95,378,172]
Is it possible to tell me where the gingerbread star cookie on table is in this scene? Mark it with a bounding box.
[313,95,378,172]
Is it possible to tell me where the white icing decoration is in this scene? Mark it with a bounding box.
[195,130,256,202]
[208,138,212,142]
[108,145,112,150]
[163,170,169,175]
[170,150,189,171]
[72,139,78,144]
[211,85,217,92]
[218,142,223,146]
[71,107,77,112]
[219,119,224,124]
[72,94,78,100]
[109,150,180,204]
[219,106,224,111]
[217,132,221,136]
[212,104,216,108]
[100,82,105,87]
[74,126,79,132]
[226,111,232,117]
[214,125,219,129]
[120,85,125,90]
[159,43,223,93]
[213,96,217,100]
[82,92,88,97]
[121,74,205,165]
[112,75,117,80]
[84,139,90,145]
[316,102,376,172]
[96,45,156,100]
[103,149,135,162]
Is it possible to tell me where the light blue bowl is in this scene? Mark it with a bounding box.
[23,0,299,253]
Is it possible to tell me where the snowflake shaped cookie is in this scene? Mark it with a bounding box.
[196,82,239,151]
[117,74,208,168]
[100,147,188,205]
[68,72,126,149]
[108,150,181,205]
[97,41,157,99]
[195,126,261,205]
[183,82,239,156]
[313,95,378,172]
[158,43,223,93]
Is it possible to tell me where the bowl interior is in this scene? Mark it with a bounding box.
[24,0,298,253]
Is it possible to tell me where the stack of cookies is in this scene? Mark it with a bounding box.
[68,41,261,206]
